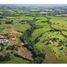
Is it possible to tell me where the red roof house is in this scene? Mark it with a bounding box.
[0,34,4,38]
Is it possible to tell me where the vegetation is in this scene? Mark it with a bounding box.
[0,4,67,63]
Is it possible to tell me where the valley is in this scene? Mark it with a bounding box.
[0,4,67,63]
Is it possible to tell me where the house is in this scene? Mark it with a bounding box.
[3,42,8,46]
[0,34,4,39]
[0,42,3,46]
[0,39,9,46]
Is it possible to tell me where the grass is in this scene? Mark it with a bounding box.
[30,16,67,63]
[0,15,67,63]
[50,16,67,30]
[0,53,29,64]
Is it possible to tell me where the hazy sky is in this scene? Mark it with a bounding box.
[0,0,67,4]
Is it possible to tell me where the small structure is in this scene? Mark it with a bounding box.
[0,34,4,39]
[0,30,23,47]
[0,39,9,46]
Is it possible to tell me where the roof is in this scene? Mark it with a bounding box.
[3,42,9,46]
[0,34,4,38]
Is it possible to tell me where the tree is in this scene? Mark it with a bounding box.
[5,20,13,24]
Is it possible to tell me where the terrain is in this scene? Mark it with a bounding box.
[0,4,67,63]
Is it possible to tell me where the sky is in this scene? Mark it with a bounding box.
[0,0,67,4]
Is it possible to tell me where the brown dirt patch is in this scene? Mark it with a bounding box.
[17,47,33,60]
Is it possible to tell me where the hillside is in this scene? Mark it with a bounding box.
[0,4,67,63]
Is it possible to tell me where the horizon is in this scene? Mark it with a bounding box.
[0,0,67,4]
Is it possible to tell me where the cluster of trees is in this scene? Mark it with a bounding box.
[0,19,13,24]
[0,51,10,62]
[20,21,45,63]
[5,20,13,24]
[20,34,45,63]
